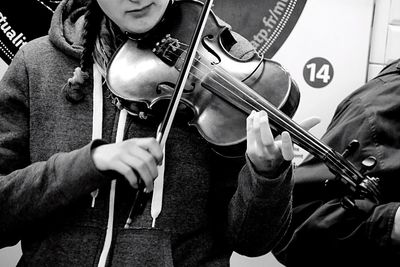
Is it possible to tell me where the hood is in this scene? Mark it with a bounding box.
[49,0,89,59]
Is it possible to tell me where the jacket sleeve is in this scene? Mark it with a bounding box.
[273,197,400,265]
[228,157,293,256]
[208,147,292,258]
[0,49,109,248]
[273,59,400,265]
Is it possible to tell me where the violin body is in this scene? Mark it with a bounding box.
[106,0,300,146]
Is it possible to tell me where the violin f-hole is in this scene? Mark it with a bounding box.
[157,82,195,94]
[202,34,221,65]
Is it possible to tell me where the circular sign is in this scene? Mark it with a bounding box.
[303,57,334,88]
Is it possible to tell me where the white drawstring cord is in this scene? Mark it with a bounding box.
[151,146,165,228]
[97,108,127,267]
[90,64,103,208]
[92,64,128,267]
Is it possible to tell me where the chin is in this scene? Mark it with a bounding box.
[128,22,156,34]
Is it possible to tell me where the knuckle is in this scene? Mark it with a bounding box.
[136,161,146,172]
[142,177,152,188]
[125,139,138,148]
[255,150,265,159]
[129,178,137,188]
[260,116,269,123]
[248,149,264,160]
[143,153,153,163]
[121,166,131,177]
[153,170,159,179]
[145,137,157,146]
[149,137,158,144]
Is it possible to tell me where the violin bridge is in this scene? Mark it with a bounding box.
[152,34,183,66]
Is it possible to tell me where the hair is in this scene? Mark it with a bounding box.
[63,0,104,103]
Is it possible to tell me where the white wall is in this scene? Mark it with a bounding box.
[271,0,375,164]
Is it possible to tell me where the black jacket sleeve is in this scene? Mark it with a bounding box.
[273,59,400,266]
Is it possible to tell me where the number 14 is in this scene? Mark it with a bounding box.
[306,63,331,83]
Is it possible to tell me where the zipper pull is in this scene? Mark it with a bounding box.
[91,189,99,208]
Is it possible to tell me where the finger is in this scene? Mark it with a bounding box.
[258,111,275,147]
[114,161,138,189]
[121,154,155,192]
[126,147,159,179]
[252,111,267,151]
[133,138,164,165]
[131,159,155,192]
[246,110,257,147]
[299,117,321,131]
[280,131,294,161]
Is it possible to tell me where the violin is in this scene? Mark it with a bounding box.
[106,0,381,206]
[107,0,299,147]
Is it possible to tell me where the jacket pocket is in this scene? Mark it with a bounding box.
[18,225,104,267]
[110,228,174,267]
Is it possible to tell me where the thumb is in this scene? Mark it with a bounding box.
[299,117,321,131]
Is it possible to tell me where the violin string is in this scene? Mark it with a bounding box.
[159,41,362,181]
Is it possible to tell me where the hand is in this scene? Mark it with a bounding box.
[391,206,400,245]
[246,110,320,174]
[92,138,163,192]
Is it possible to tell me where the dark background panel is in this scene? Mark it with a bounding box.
[0,1,57,64]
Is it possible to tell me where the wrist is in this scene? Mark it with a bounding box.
[246,153,291,178]
[90,139,109,171]
[391,207,400,245]
[258,160,291,178]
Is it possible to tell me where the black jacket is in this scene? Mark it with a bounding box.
[273,59,400,267]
